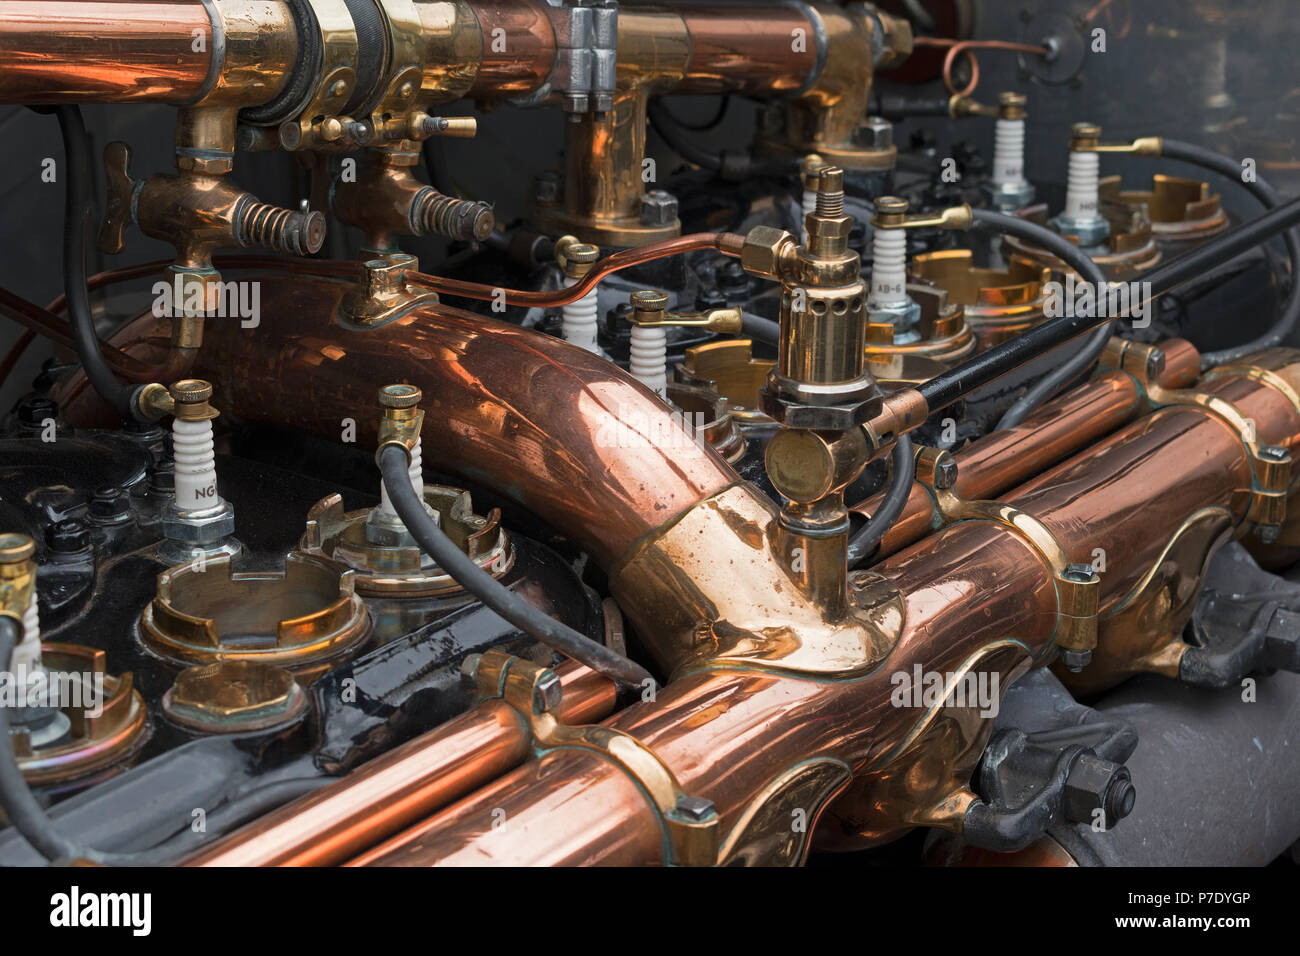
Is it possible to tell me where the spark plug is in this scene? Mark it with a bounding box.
[983,92,1036,212]
[556,237,602,353]
[1051,123,1111,247]
[627,290,742,398]
[159,380,239,564]
[368,385,435,546]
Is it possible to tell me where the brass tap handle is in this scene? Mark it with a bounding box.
[100,141,140,255]
[629,290,743,334]
[870,196,973,231]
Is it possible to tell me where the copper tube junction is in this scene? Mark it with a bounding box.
[54,280,1298,865]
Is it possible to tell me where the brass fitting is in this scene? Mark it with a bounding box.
[169,379,219,422]
[1072,132,1165,157]
[0,533,35,626]
[375,384,425,468]
[555,236,601,280]
[996,91,1027,120]
[331,148,494,255]
[949,94,998,118]
[628,290,742,333]
[135,383,176,421]
[870,196,974,232]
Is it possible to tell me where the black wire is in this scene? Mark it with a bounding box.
[1158,138,1300,367]
[54,106,143,423]
[972,209,1113,430]
[647,99,724,173]
[916,193,1300,417]
[379,446,656,691]
[846,432,914,568]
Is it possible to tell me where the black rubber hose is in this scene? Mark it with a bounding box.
[846,432,913,568]
[917,193,1300,417]
[648,100,723,172]
[1159,137,1300,367]
[970,209,1113,430]
[378,446,656,691]
[55,106,143,423]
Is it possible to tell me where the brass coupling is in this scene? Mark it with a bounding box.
[472,649,719,867]
[374,384,425,468]
[914,447,1101,670]
[1101,339,1293,539]
[0,533,36,627]
[628,291,742,333]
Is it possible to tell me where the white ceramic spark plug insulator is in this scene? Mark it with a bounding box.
[12,590,41,673]
[1063,150,1100,221]
[801,187,818,243]
[629,324,668,397]
[562,277,600,352]
[992,117,1026,186]
[379,437,425,520]
[173,417,219,511]
[869,228,909,307]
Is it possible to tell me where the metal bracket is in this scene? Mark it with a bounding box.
[1100,339,1291,538]
[474,649,719,866]
[547,0,619,115]
[913,447,1100,670]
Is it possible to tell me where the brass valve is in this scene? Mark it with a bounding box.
[628,290,743,333]
[870,196,974,232]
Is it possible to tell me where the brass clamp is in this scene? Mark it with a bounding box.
[0,533,36,627]
[914,447,1101,670]
[1101,339,1292,538]
[474,649,720,866]
[374,384,426,467]
[628,291,742,333]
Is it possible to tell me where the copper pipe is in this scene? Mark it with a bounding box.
[0,285,155,377]
[466,0,556,96]
[183,663,615,867]
[406,232,744,307]
[58,280,741,563]
[670,4,816,96]
[852,339,1203,558]
[0,0,214,103]
[352,361,1300,865]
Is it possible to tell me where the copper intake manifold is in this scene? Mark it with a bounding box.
[56,274,1300,866]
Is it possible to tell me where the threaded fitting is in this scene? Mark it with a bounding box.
[419,190,495,242]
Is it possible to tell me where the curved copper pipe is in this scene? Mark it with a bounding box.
[852,338,1203,558]
[0,0,214,103]
[351,363,1300,865]
[182,663,615,867]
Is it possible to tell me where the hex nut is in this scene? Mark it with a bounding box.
[640,189,678,226]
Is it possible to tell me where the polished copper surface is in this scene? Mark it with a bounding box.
[466,0,555,96]
[853,341,1202,558]
[347,360,1300,865]
[184,663,615,866]
[63,276,739,566]
[672,3,814,95]
[0,0,213,103]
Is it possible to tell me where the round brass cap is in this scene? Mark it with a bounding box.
[379,383,422,408]
[567,243,600,264]
[1071,122,1101,137]
[630,290,669,312]
[0,533,35,564]
[875,196,909,216]
[170,379,213,404]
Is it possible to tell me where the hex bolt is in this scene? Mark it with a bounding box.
[89,486,131,525]
[46,519,90,554]
[459,652,483,689]
[933,455,959,490]
[1064,752,1135,828]
[639,189,678,227]
[532,670,563,713]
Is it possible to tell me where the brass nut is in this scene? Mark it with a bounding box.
[740,226,797,282]
[379,384,422,409]
[630,290,669,313]
[164,659,308,733]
